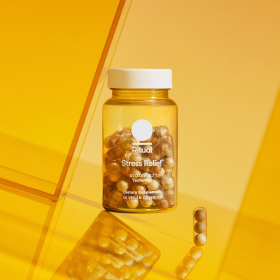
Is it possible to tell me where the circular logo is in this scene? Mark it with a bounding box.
[131,119,153,141]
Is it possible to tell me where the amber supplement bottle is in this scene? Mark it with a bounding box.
[103,69,178,213]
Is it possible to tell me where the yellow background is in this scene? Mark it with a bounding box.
[0,0,280,280]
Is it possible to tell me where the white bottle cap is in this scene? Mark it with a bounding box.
[107,69,172,89]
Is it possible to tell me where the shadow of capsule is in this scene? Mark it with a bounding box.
[50,211,161,280]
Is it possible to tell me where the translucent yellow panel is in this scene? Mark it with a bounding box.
[0,184,64,280]
[0,0,128,200]
[218,90,280,279]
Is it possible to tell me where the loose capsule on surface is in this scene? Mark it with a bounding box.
[189,246,203,259]
[193,207,207,246]
[174,246,203,280]
[194,234,207,246]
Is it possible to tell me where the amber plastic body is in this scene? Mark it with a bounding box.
[102,89,178,213]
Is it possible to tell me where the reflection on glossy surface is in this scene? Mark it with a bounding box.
[174,246,203,280]
[0,183,65,280]
[50,211,160,280]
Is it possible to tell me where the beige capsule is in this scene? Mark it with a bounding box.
[117,179,129,192]
[142,253,158,268]
[115,243,127,255]
[111,190,123,201]
[123,266,131,279]
[91,267,105,279]
[154,190,164,201]
[120,165,130,175]
[130,152,142,162]
[121,151,132,161]
[141,172,152,185]
[126,198,139,209]
[151,136,160,146]
[194,209,207,222]
[130,263,146,277]
[64,260,76,278]
[75,243,97,258]
[112,256,124,269]
[164,188,175,197]
[130,168,141,178]
[100,225,113,237]
[126,238,139,251]
[166,149,174,158]
[150,139,171,160]
[107,162,120,173]
[194,222,207,234]
[156,167,165,178]
[137,245,152,257]
[103,185,114,198]
[107,196,123,209]
[163,157,175,169]
[182,256,196,269]
[164,167,173,175]
[121,137,138,152]
[162,134,174,146]
[189,246,203,259]
[154,126,169,139]
[123,254,135,266]
[107,145,126,161]
[140,157,151,171]
[98,236,111,248]
[140,196,153,208]
[156,199,169,210]
[108,169,122,182]
[115,229,128,242]
[103,175,115,186]
[174,266,189,280]
[150,165,163,176]
[113,127,131,136]
[161,174,175,190]
[104,156,115,169]
[105,135,125,149]
[132,184,146,196]
[100,253,112,265]
[194,234,207,246]
[147,179,159,191]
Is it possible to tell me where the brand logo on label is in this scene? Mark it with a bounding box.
[131,119,153,153]
[132,146,152,153]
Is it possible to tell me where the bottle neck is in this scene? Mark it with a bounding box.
[111,89,169,99]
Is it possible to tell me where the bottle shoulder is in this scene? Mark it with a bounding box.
[103,97,177,107]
